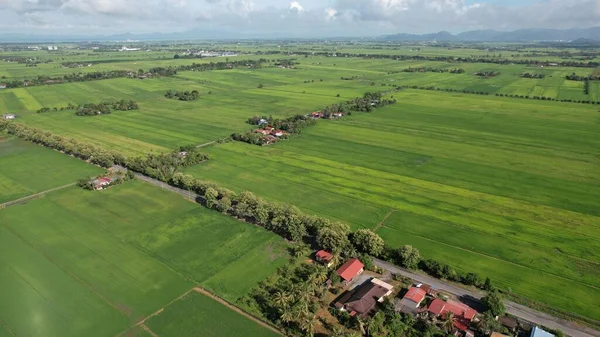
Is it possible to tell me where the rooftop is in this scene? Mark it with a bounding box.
[402,287,427,304]
[530,326,555,337]
[428,298,477,321]
[335,281,389,317]
[336,258,364,282]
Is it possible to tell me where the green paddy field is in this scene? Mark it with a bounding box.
[0,181,288,337]
[185,89,600,320]
[0,137,103,203]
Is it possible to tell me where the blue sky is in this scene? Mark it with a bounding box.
[0,0,597,37]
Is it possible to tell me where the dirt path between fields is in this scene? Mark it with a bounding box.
[372,209,396,232]
[140,324,158,337]
[118,287,282,337]
[192,288,282,335]
[0,183,75,209]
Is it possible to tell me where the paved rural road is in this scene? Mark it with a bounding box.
[373,258,600,337]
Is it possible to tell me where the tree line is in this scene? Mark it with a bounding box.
[1,59,268,89]
[396,85,600,105]
[37,100,139,116]
[0,121,208,178]
[474,71,501,77]
[255,50,600,68]
[521,72,545,79]
[165,90,200,101]
[75,100,139,116]
[402,67,465,74]
[565,72,600,81]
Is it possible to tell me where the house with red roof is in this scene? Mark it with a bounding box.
[255,129,271,135]
[336,258,364,283]
[315,250,334,267]
[91,177,114,190]
[427,299,478,333]
[0,83,6,89]
[396,287,427,316]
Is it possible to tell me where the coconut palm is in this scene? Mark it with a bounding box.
[442,312,456,334]
[299,314,317,336]
[280,309,294,324]
[273,291,292,310]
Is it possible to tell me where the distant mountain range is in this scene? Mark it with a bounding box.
[1,27,599,43]
[382,27,600,43]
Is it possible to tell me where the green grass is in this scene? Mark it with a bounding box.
[185,90,600,321]
[0,180,288,336]
[0,137,103,203]
[131,197,289,301]
[145,291,280,337]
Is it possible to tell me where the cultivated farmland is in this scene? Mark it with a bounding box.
[0,181,289,336]
[0,137,102,203]
[186,89,600,320]
[145,290,281,337]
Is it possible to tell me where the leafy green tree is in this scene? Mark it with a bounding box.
[316,222,350,252]
[350,229,384,256]
[482,290,505,317]
[396,245,421,269]
[204,187,218,208]
[483,277,493,291]
[215,197,231,213]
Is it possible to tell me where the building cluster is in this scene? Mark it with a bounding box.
[182,50,238,58]
[254,125,290,145]
[309,111,345,119]
[315,250,557,337]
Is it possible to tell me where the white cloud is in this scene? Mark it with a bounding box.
[325,7,337,20]
[290,0,303,12]
[0,0,598,37]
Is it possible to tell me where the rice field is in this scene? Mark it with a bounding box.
[0,137,103,203]
[144,291,281,337]
[185,89,600,320]
[0,181,289,336]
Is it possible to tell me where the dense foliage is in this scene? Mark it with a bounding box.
[403,67,465,74]
[565,72,600,81]
[521,72,545,79]
[165,90,200,101]
[75,100,139,116]
[474,71,501,77]
[1,59,267,89]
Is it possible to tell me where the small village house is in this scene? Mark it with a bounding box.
[91,177,114,190]
[530,326,555,337]
[315,250,334,267]
[427,298,478,334]
[0,83,6,89]
[2,114,16,120]
[499,315,518,333]
[396,286,427,316]
[336,258,364,284]
[334,278,394,317]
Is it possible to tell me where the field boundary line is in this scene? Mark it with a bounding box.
[0,316,18,337]
[0,183,75,209]
[380,224,600,291]
[373,209,396,232]
[117,287,283,337]
[1,224,130,316]
[140,324,158,337]
[193,287,283,336]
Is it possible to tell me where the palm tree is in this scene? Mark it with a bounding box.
[273,291,292,310]
[280,310,294,324]
[442,312,456,334]
[299,314,317,336]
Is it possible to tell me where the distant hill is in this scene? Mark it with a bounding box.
[383,27,600,42]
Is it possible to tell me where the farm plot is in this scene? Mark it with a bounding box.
[0,137,103,203]
[9,63,383,156]
[186,90,600,320]
[0,180,289,336]
[144,290,280,337]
